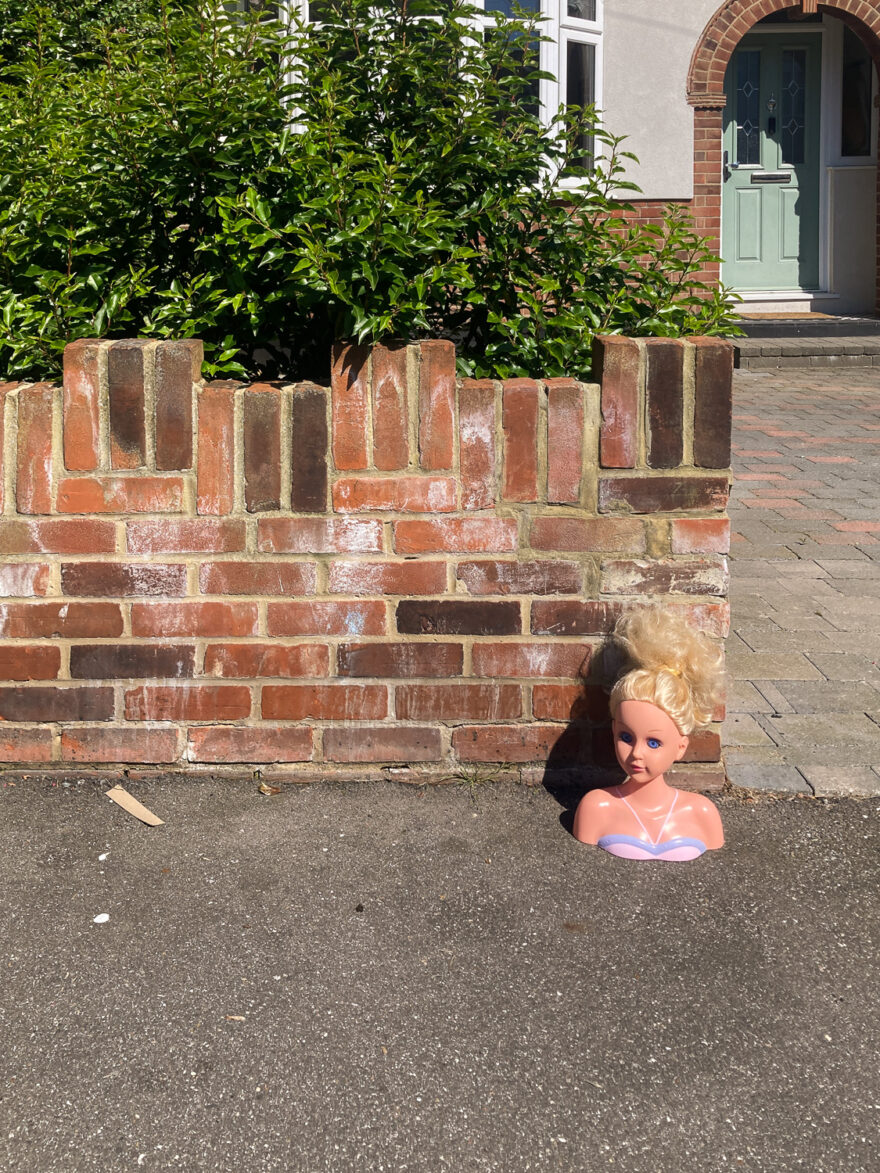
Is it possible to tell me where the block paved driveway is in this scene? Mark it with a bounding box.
[727,367,880,797]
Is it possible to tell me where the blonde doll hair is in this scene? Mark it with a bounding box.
[607,607,724,736]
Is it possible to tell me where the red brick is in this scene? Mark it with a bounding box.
[418,340,455,470]
[328,560,447,596]
[199,561,317,596]
[70,644,196,679]
[124,685,252,721]
[0,686,114,722]
[258,518,383,554]
[459,379,497,510]
[291,386,328,512]
[502,380,539,502]
[155,340,200,471]
[530,601,623,636]
[16,383,54,514]
[594,336,639,468]
[203,643,329,679]
[0,563,51,597]
[598,476,729,514]
[683,729,722,763]
[0,602,123,639]
[0,646,61,680]
[0,519,117,555]
[108,340,148,469]
[532,683,602,722]
[62,726,180,763]
[456,559,581,595]
[671,518,731,554]
[131,601,259,638]
[453,724,571,763]
[332,343,370,470]
[645,339,684,468]
[0,727,53,763]
[197,382,236,515]
[529,516,646,553]
[0,384,8,512]
[187,725,313,763]
[396,683,521,721]
[127,519,246,554]
[394,518,517,554]
[262,683,388,721]
[600,558,728,597]
[547,381,584,503]
[61,562,187,597]
[244,384,282,512]
[267,601,386,637]
[57,475,184,514]
[324,726,443,763]
[333,476,456,513]
[471,642,591,679]
[396,600,521,636]
[62,338,102,472]
[337,642,463,678]
[372,344,409,471]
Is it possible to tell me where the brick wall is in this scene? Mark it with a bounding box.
[0,335,732,788]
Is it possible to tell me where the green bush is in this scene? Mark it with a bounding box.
[0,0,737,382]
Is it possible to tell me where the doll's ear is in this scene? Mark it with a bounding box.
[675,735,689,762]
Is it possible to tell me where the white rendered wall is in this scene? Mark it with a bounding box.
[602,0,720,200]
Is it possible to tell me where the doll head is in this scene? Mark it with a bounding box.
[607,607,724,737]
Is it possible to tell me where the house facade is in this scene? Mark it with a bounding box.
[607,0,879,314]
[448,1,879,315]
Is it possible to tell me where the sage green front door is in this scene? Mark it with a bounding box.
[722,32,822,290]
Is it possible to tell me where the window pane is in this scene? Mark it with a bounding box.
[567,1,596,19]
[841,26,872,157]
[735,50,760,165]
[485,0,540,15]
[781,48,806,165]
[567,40,595,166]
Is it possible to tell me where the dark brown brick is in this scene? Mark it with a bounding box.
[693,338,733,469]
[70,644,196,679]
[645,339,684,468]
[396,600,521,636]
[291,385,329,511]
[337,642,463,678]
[530,600,624,636]
[62,562,187,597]
[456,560,582,596]
[155,340,201,470]
[598,476,729,514]
[324,726,443,763]
[244,386,281,512]
[0,686,114,722]
[108,340,148,469]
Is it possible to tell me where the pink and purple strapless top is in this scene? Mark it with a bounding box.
[597,834,707,861]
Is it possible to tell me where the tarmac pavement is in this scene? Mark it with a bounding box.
[727,367,880,797]
[1,775,878,1173]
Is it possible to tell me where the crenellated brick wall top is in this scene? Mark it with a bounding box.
[0,335,732,788]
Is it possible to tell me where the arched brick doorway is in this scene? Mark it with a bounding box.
[687,0,880,312]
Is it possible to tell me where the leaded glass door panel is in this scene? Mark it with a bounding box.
[722,31,821,290]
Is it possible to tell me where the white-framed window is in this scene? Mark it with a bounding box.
[473,1,603,130]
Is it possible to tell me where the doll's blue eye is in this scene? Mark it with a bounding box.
[647,738,662,749]
[619,732,634,745]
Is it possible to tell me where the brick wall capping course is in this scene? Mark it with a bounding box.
[0,334,732,777]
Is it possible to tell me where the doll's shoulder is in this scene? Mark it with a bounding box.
[572,786,620,845]
[676,789,724,848]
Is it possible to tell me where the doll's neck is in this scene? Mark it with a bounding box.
[618,773,673,804]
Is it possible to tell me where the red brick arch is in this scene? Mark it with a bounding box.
[685,1,880,310]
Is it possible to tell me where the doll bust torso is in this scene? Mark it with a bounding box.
[572,699,724,861]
